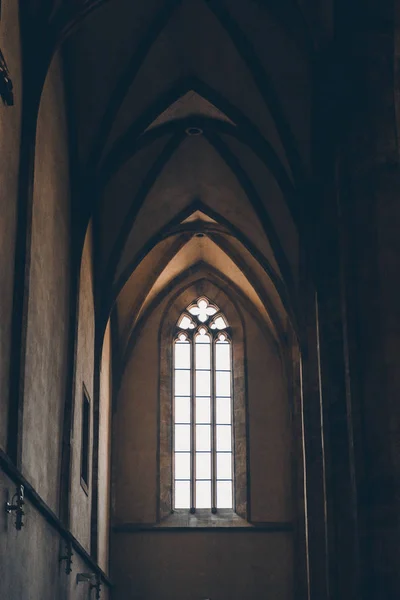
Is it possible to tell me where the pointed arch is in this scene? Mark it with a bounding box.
[115,234,288,361]
[98,132,294,326]
[119,262,283,385]
[97,197,298,346]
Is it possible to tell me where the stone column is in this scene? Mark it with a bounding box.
[325,5,400,598]
[298,270,331,600]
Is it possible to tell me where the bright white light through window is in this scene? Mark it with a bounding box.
[173,297,233,512]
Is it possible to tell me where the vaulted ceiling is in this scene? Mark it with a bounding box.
[55,0,334,363]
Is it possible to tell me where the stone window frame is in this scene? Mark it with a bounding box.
[159,280,248,525]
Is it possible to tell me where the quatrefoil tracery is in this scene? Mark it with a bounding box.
[177,297,228,333]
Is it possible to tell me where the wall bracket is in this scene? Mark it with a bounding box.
[0,47,13,106]
[90,575,101,599]
[59,540,73,574]
[5,484,24,530]
[77,572,101,597]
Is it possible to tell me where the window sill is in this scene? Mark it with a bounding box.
[158,509,251,528]
[113,515,294,532]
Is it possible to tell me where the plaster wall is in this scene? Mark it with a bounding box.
[67,549,110,600]
[22,52,71,512]
[0,0,22,449]
[0,468,111,600]
[70,224,95,550]
[0,471,65,600]
[245,314,292,522]
[111,530,293,600]
[98,320,112,572]
[114,307,159,522]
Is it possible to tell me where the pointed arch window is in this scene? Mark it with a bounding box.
[173,297,233,512]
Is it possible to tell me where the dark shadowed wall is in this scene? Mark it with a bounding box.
[0,0,22,449]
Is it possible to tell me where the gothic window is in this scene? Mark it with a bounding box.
[173,297,233,512]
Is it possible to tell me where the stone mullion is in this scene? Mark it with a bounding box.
[211,333,217,513]
[190,335,195,513]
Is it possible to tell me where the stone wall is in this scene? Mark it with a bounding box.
[22,51,71,513]
[0,24,112,599]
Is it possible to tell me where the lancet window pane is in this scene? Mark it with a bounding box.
[216,425,232,452]
[215,336,233,509]
[174,336,192,509]
[216,371,231,397]
[216,397,231,424]
[215,342,230,371]
[195,328,210,345]
[195,344,211,369]
[175,341,191,369]
[175,424,191,452]
[196,481,211,508]
[175,481,190,509]
[175,397,190,423]
[195,330,211,398]
[175,370,190,396]
[217,453,232,480]
[175,453,191,480]
[196,453,211,479]
[195,371,211,396]
[196,398,211,424]
[196,425,211,452]
[217,481,233,509]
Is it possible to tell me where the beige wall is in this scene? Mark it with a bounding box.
[114,306,159,522]
[0,470,65,600]
[22,51,71,512]
[112,530,293,600]
[246,314,293,522]
[70,223,95,549]
[0,0,22,449]
[0,468,110,600]
[112,287,293,599]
